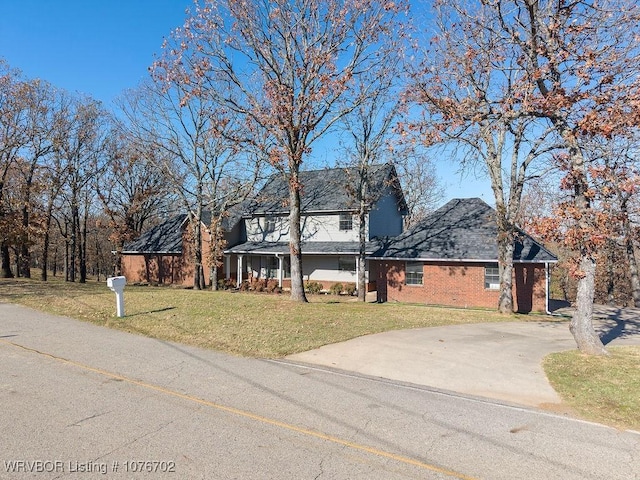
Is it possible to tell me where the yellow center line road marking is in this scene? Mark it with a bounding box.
[2,339,477,480]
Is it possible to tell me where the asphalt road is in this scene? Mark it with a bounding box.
[1,303,639,479]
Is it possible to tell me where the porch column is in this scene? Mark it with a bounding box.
[237,255,244,286]
[276,254,284,288]
[355,255,360,290]
[224,255,230,280]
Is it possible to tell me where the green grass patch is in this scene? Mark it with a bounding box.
[544,347,640,431]
[0,275,547,358]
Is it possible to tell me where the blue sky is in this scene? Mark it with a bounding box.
[0,0,493,204]
[0,0,191,104]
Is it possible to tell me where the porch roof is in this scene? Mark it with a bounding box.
[225,240,383,256]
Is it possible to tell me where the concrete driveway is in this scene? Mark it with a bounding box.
[288,306,640,408]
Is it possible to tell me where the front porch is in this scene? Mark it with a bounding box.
[224,241,380,292]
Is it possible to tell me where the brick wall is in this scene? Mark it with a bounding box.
[376,260,548,313]
[121,224,219,287]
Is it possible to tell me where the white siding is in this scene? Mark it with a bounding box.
[302,255,358,283]
[243,189,403,244]
[245,213,367,242]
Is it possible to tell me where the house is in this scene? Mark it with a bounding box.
[224,164,408,291]
[369,198,558,313]
[120,208,244,287]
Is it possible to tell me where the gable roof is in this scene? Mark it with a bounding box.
[122,214,187,254]
[369,198,557,263]
[246,163,408,215]
[122,202,247,254]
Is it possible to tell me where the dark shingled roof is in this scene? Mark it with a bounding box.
[122,214,187,254]
[246,163,407,215]
[226,240,383,256]
[122,203,247,254]
[370,198,557,263]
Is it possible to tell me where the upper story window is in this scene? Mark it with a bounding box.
[484,263,500,289]
[405,262,423,285]
[264,216,276,233]
[339,213,353,231]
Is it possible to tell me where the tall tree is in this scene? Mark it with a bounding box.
[154,0,409,301]
[337,34,408,301]
[0,61,30,278]
[494,0,640,353]
[55,93,106,283]
[15,79,58,278]
[411,0,557,313]
[120,79,257,290]
[98,128,172,276]
[587,137,640,307]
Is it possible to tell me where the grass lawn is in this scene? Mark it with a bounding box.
[544,346,640,432]
[0,275,546,357]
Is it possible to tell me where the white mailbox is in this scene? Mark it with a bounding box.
[107,276,126,317]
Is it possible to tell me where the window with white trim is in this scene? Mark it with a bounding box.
[484,263,500,289]
[339,213,353,231]
[405,262,424,285]
[264,216,276,233]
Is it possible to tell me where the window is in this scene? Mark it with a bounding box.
[339,213,353,231]
[484,263,500,289]
[405,262,423,285]
[338,256,356,273]
[266,256,279,279]
[265,216,276,233]
[266,256,290,279]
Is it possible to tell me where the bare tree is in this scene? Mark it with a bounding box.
[394,146,443,229]
[120,79,258,290]
[478,0,640,354]
[337,41,409,301]
[0,61,31,278]
[97,127,172,276]
[153,0,410,301]
[410,1,558,313]
[586,137,640,307]
[54,93,107,283]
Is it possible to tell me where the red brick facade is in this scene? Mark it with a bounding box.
[121,227,216,287]
[376,260,548,313]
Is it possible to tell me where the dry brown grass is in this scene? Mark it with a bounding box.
[0,275,547,357]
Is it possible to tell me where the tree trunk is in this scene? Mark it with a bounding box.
[288,171,308,302]
[79,206,88,283]
[193,213,204,290]
[625,236,640,308]
[41,229,50,281]
[620,202,640,307]
[571,255,608,355]
[605,239,616,306]
[52,245,58,277]
[357,192,367,302]
[498,234,515,314]
[1,242,13,278]
[211,264,219,291]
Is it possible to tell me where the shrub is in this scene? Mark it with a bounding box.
[239,280,251,291]
[251,278,267,292]
[344,283,357,296]
[266,279,281,293]
[330,283,343,295]
[305,281,323,294]
[218,278,237,290]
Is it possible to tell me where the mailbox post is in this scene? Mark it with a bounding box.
[106,276,126,317]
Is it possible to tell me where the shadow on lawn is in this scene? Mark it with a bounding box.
[550,300,640,345]
[127,307,176,317]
